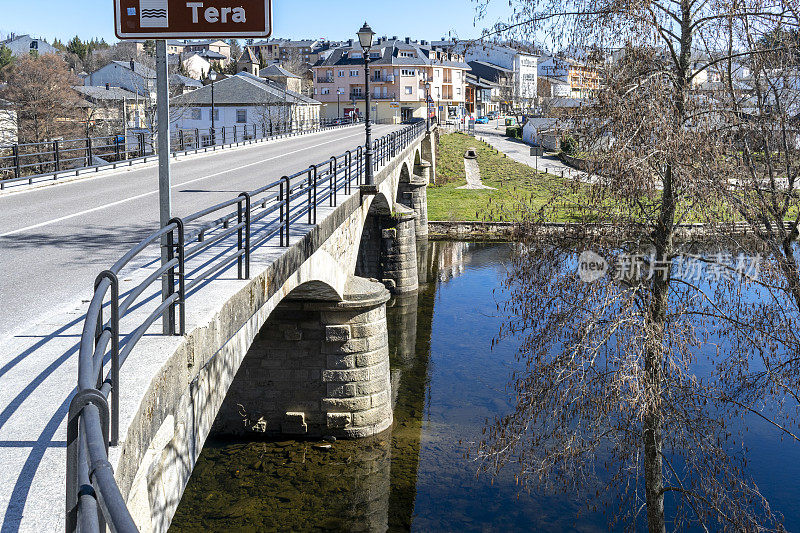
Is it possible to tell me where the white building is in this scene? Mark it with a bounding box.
[0,99,17,145]
[182,53,212,80]
[436,41,538,105]
[0,34,59,57]
[170,72,322,145]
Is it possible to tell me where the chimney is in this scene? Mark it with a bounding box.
[405,37,410,44]
[130,59,135,71]
[348,39,353,47]
[105,83,110,90]
[392,36,398,41]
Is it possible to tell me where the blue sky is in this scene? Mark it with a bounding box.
[0,0,512,44]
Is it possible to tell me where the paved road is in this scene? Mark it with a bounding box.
[0,123,399,342]
[0,123,404,532]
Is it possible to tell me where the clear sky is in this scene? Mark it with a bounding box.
[0,0,512,44]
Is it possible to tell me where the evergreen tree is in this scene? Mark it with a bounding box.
[0,45,13,72]
[66,36,88,61]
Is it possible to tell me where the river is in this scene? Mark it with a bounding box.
[170,242,800,532]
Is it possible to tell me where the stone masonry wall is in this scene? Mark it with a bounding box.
[381,205,419,294]
[211,277,393,439]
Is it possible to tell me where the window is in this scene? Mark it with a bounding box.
[399,51,414,58]
[320,88,330,95]
[350,70,359,77]
[191,108,201,120]
[351,52,362,59]
[352,87,363,97]
[370,52,381,59]
[30,40,38,50]
[401,69,416,77]
[236,109,247,123]
[338,70,345,77]
[209,108,219,121]
[456,88,461,96]
[404,86,413,95]
[435,69,441,77]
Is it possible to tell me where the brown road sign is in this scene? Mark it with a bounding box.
[115,0,272,39]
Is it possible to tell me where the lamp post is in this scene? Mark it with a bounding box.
[209,70,217,145]
[425,81,431,133]
[357,22,376,188]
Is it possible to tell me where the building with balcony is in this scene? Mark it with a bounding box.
[538,56,601,99]
[434,41,538,110]
[311,37,469,123]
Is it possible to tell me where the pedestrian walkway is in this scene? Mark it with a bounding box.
[474,124,588,181]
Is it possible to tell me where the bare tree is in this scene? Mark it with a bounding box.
[0,53,81,143]
[472,0,800,530]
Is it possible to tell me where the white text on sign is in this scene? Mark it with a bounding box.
[186,2,247,23]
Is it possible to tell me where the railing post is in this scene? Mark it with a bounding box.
[345,150,352,195]
[233,125,238,144]
[93,270,120,446]
[179,130,185,152]
[66,389,110,533]
[237,193,251,280]
[357,145,363,186]
[329,156,337,207]
[53,140,61,173]
[166,230,177,336]
[86,137,93,167]
[114,135,121,161]
[282,176,290,246]
[12,144,20,180]
[138,133,145,157]
[221,126,226,145]
[168,218,186,336]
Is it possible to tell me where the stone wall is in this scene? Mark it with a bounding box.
[212,277,393,439]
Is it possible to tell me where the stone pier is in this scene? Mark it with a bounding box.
[211,277,393,439]
[381,204,419,294]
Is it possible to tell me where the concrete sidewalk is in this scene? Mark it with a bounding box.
[473,124,588,181]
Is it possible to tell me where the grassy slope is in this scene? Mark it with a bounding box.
[428,133,580,222]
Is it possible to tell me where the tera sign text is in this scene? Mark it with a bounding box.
[114,0,272,39]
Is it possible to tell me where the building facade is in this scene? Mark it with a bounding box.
[312,38,469,123]
[0,34,58,57]
[537,56,601,99]
[170,72,322,143]
[438,41,538,109]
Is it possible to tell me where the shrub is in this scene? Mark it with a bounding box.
[506,126,523,139]
[561,135,579,156]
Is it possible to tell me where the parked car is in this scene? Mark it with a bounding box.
[476,116,490,124]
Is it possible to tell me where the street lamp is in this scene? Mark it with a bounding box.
[425,81,431,133]
[358,21,376,188]
[337,88,343,121]
[209,70,218,145]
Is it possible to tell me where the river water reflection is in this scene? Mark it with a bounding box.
[170,242,800,532]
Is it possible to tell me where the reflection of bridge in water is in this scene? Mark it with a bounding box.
[168,240,470,531]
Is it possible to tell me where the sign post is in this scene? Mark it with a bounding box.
[155,39,173,334]
[114,0,272,334]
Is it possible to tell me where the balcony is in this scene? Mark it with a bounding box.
[317,76,334,84]
[350,92,397,101]
[371,75,395,83]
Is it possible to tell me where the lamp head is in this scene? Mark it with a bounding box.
[209,70,218,81]
[357,22,375,52]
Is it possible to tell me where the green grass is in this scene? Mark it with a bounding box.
[428,133,585,222]
[429,133,800,225]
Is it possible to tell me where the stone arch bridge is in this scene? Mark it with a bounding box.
[84,127,438,531]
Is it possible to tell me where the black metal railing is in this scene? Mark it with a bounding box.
[66,120,428,533]
[0,118,360,191]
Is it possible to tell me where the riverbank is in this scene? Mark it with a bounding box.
[428,220,799,241]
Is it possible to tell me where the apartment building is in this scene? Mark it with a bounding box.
[312,37,469,123]
[435,41,538,108]
[181,40,232,64]
[538,56,601,99]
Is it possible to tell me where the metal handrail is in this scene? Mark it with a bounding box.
[0,118,358,190]
[66,120,427,532]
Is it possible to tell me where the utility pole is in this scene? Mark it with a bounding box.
[156,39,173,335]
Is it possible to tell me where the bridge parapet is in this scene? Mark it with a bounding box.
[66,122,435,533]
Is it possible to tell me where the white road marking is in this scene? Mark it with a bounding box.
[0,130,374,238]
